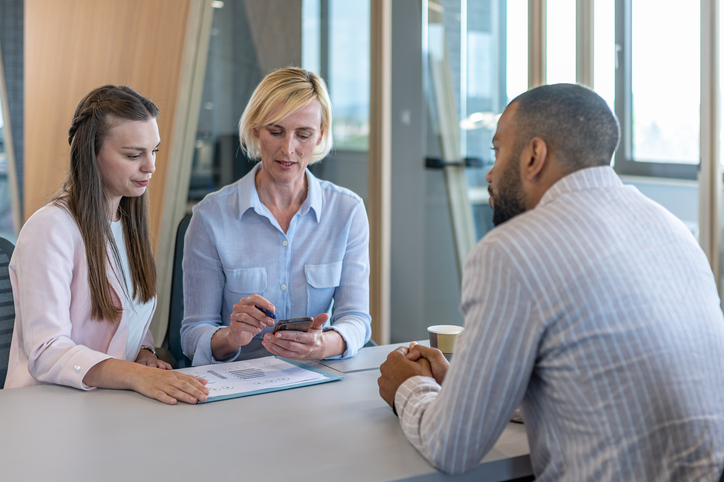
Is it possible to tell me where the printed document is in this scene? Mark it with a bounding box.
[176,356,343,402]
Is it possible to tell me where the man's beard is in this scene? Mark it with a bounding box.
[491,153,527,227]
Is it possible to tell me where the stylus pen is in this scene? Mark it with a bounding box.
[255,305,277,319]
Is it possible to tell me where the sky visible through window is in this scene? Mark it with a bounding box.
[527,0,700,166]
[304,0,706,166]
[506,0,528,102]
[631,0,699,164]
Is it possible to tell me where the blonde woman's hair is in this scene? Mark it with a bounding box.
[239,67,333,163]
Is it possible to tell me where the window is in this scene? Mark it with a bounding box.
[547,0,576,84]
[614,0,700,179]
[303,0,370,151]
[594,0,616,109]
[430,0,711,275]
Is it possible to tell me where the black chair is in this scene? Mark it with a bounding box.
[162,213,193,369]
[0,237,15,388]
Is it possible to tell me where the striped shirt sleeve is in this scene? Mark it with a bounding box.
[395,237,541,475]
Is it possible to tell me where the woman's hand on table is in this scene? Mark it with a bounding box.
[211,295,276,360]
[135,348,173,369]
[131,367,209,405]
[261,313,345,360]
[83,359,209,405]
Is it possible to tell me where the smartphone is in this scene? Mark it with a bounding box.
[272,317,314,334]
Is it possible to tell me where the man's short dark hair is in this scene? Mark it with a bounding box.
[511,83,620,172]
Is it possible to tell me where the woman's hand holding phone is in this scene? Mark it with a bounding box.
[262,313,345,360]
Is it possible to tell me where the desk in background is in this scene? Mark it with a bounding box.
[0,345,532,482]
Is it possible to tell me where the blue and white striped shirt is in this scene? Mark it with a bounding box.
[396,166,724,480]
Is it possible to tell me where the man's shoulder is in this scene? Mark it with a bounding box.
[466,218,539,278]
[473,183,704,282]
[492,182,688,244]
[475,210,548,255]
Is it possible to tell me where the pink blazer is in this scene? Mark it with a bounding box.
[4,204,156,390]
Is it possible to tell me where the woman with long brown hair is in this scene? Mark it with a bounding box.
[4,85,208,404]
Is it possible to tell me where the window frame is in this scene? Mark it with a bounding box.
[613,0,699,180]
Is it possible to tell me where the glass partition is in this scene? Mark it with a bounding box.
[424,0,528,258]
[326,0,370,151]
[188,0,370,207]
[188,0,306,204]
[302,0,370,200]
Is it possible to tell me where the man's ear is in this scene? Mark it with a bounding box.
[521,137,548,182]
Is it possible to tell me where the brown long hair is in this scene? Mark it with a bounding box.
[55,85,158,322]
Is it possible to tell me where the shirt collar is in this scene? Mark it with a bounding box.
[537,165,623,209]
[304,169,323,223]
[236,163,322,223]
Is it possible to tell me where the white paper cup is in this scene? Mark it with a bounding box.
[427,325,464,360]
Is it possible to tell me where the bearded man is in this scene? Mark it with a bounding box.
[378,83,724,481]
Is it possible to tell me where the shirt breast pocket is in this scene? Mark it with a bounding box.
[304,262,342,315]
[224,267,267,300]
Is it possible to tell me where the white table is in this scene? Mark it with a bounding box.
[317,340,428,373]
[0,349,532,482]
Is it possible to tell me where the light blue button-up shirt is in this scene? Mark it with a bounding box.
[181,164,371,365]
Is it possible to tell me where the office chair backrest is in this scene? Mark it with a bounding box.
[0,236,16,388]
[165,214,193,368]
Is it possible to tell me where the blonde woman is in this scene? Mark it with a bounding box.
[182,68,371,365]
[4,86,208,404]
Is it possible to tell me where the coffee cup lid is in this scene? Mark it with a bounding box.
[427,325,464,335]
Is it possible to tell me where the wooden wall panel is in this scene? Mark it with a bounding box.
[25,0,191,248]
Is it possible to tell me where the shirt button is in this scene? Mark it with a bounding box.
[282,240,288,247]
[73,365,81,373]
[281,284,287,291]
